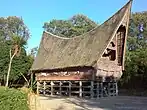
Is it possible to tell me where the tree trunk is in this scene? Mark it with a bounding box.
[5,49,16,87]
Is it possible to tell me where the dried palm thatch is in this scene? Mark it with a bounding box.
[31,0,132,71]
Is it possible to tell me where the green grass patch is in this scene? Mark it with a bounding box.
[0,86,29,110]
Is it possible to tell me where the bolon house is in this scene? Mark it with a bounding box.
[31,0,132,98]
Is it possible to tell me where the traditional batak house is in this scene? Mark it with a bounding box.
[31,0,132,98]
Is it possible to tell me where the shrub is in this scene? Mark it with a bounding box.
[0,87,29,110]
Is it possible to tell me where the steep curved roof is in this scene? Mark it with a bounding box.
[31,0,132,71]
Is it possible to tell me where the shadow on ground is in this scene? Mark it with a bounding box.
[38,95,147,110]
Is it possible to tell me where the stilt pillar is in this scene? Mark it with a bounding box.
[37,81,40,95]
[51,81,54,96]
[43,81,46,95]
[97,81,99,98]
[79,81,82,97]
[59,81,62,95]
[115,81,118,96]
[91,81,94,98]
[69,81,71,97]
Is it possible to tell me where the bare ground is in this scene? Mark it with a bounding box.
[30,95,147,110]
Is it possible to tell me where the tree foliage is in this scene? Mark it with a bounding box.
[0,16,33,85]
[120,11,147,89]
[127,12,147,50]
[43,14,98,37]
[0,16,30,41]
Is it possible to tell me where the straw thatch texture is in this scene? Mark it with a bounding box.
[32,1,132,71]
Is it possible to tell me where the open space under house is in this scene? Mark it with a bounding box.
[31,0,132,98]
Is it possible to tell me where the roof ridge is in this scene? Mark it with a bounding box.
[43,23,99,39]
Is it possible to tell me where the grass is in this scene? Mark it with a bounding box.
[0,86,29,110]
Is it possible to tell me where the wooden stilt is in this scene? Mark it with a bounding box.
[51,81,53,96]
[113,81,115,96]
[115,81,118,96]
[37,81,39,95]
[79,81,82,97]
[108,82,110,96]
[36,79,118,99]
[100,82,103,97]
[91,81,94,98]
[97,81,99,98]
[69,81,71,97]
[43,81,46,95]
[60,81,62,95]
[102,77,105,97]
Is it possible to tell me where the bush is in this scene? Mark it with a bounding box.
[0,87,29,110]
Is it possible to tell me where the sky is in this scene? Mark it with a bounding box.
[0,0,146,53]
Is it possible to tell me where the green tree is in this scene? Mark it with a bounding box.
[29,47,38,58]
[0,16,31,86]
[43,14,98,37]
[5,35,26,87]
[120,12,147,89]
[127,11,147,50]
[0,16,30,40]
[0,40,33,86]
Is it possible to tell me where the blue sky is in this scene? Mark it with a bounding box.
[0,0,146,52]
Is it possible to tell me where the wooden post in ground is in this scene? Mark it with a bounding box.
[60,81,62,96]
[112,81,115,96]
[69,81,71,97]
[108,82,110,96]
[37,81,39,95]
[102,77,105,97]
[43,81,46,95]
[51,81,53,96]
[97,81,99,98]
[115,81,118,96]
[79,81,82,97]
[91,81,94,98]
[100,82,103,97]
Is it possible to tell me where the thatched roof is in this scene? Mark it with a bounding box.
[31,0,132,71]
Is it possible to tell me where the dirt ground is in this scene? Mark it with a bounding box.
[29,95,147,110]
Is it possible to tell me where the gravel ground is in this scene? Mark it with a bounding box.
[34,96,147,110]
